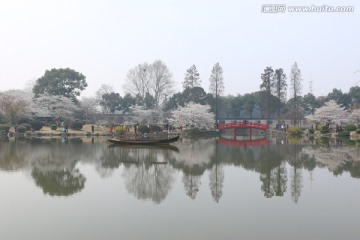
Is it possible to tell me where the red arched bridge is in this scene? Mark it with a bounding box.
[218,121,269,140]
[218,122,269,131]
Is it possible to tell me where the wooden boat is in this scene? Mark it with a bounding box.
[108,143,179,152]
[107,135,180,145]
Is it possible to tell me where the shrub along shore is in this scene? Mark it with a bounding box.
[0,124,114,138]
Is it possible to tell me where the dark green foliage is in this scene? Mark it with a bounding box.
[259,91,280,118]
[163,92,181,111]
[18,118,30,124]
[259,67,275,118]
[302,93,317,115]
[326,88,351,109]
[19,123,31,131]
[229,95,243,118]
[273,68,287,116]
[243,93,257,118]
[320,137,330,144]
[183,128,219,137]
[344,124,357,132]
[320,126,330,134]
[308,128,315,134]
[356,129,360,134]
[30,121,43,131]
[144,92,156,109]
[70,120,83,130]
[349,86,360,105]
[183,65,201,89]
[184,128,201,136]
[181,87,208,106]
[33,68,87,102]
[16,125,27,133]
[337,131,350,138]
[69,138,83,144]
[100,92,122,114]
[149,124,162,133]
[273,68,287,103]
[138,125,150,134]
[0,124,11,131]
[51,125,58,130]
[122,93,136,114]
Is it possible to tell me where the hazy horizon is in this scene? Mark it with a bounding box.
[1,0,359,98]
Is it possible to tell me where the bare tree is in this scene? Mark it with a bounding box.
[151,60,174,107]
[124,60,174,108]
[289,62,303,126]
[95,84,114,100]
[209,62,224,122]
[124,63,151,101]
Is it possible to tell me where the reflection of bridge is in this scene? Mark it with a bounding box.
[218,138,268,147]
[218,122,269,139]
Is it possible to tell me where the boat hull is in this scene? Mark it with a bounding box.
[107,135,180,145]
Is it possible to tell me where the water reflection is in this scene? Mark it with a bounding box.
[0,137,359,203]
[0,137,94,196]
[109,145,177,203]
[173,138,216,200]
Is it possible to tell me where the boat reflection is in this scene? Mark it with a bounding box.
[107,144,177,203]
[1,137,360,203]
[108,143,179,153]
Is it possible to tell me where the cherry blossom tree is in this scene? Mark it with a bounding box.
[307,100,347,125]
[0,90,31,123]
[32,94,79,119]
[131,105,165,124]
[168,102,215,128]
[79,97,99,122]
[347,109,360,126]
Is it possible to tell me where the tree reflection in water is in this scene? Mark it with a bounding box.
[31,168,85,196]
[209,142,224,202]
[1,137,360,202]
[0,138,90,197]
[172,138,216,200]
[209,164,224,202]
[115,145,177,204]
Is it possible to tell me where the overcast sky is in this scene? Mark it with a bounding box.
[0,0,359,99]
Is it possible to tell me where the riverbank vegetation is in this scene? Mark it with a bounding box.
[2,62,360,139]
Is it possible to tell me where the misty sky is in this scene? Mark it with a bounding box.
[0,0,359,99]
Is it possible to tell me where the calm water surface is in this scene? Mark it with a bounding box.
[0,137,359,240]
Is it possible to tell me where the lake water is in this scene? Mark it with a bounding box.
[0,136,359,240]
